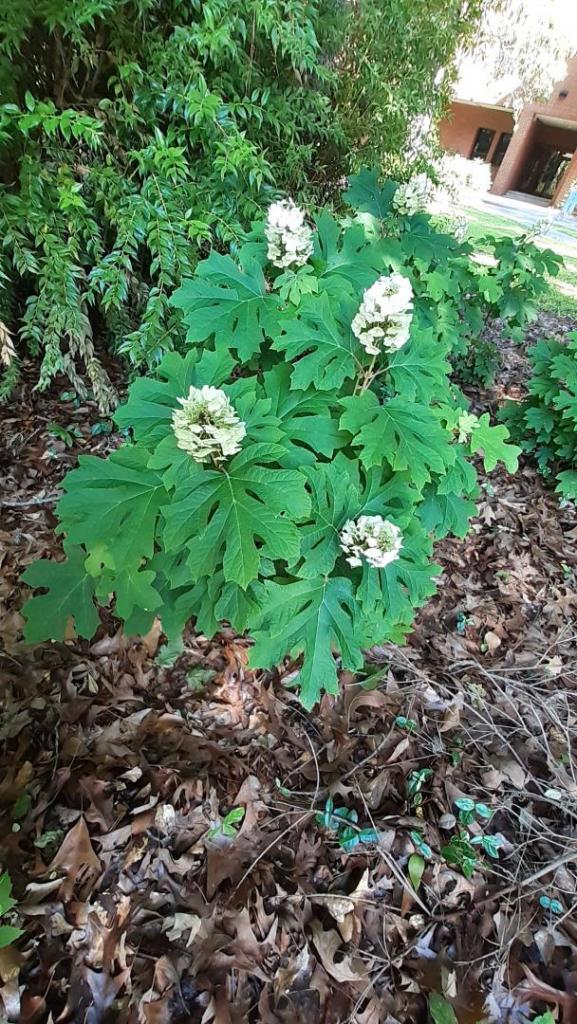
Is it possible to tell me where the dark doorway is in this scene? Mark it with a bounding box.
[520,144,572,199]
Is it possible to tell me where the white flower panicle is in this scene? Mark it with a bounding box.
[172,385,246,463]
[265,199,314,269]
[393,173,432,216]
[339,516,403,569]
[351,273,414,356]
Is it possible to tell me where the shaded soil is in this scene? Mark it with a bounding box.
[1,344,577,1024]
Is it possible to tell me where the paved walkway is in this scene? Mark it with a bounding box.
[468,191,577,253]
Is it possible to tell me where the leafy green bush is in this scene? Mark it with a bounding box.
[501,332,577,500]
[0,0,482,405]
[451,234,562,388]
[22,174,520,707]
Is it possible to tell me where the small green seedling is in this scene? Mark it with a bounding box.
[441,833,478,879]
[207,806,245,839]
[46,422,82,447]
[395,715,418,732]
[470,833,504,859]
[315,798,379,852]
[407,768,432,809]
[410,830,433,859]
[454,796,493,827]
[0,872,22,949]
[539,894,564,915]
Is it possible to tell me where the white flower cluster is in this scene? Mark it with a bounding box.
[351,273,413,356]
[340,515,403,569]
[265,199,314,269]
[393,173,432,216]
[172,385,246,463]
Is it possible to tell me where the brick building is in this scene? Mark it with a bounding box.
[440,54,577,207]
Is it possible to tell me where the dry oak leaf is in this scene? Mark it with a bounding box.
[310,921,368,983]
[48,816,102,900]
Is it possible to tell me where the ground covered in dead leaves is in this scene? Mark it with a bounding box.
[1,329,577,1024]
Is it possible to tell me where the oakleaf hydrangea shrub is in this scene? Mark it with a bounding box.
[22,172,520,708]
[450,233,562,388]
[501,332,577,500]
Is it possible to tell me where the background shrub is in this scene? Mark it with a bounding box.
[450,234,562,388]
[0,0,482,405]
[22,174,520,708]
[501,332,577,500]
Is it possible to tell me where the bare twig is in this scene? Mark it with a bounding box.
[0,493,61,508]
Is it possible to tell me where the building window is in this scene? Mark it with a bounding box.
[492,131,512,167]
[471,127,495,161]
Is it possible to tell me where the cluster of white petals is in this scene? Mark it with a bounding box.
[265,199,314,269]
[351,273,413,356]
[340,516,403,569]
[172,385,246,463]
[392,173,432,216]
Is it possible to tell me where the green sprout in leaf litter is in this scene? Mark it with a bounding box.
[455,796,493,827]
[315,798,379,852]
[395,715,418,732]
[470,833,504,859]
[539,894,564,915]
[407,768,433,809]
[410,830,433,859]
[441,834,478,879]
[207,806,245,840]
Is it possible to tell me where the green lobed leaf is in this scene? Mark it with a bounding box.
[56,446,167,571]
[468,413,520,473]
[163,444,310,589]
[22,546,100,642]
[250,575,363,708]
[272,293,360,391]
[386,330,450,403]
[343,169,397,220]
[340,391,455,487]
[171,252,278,360]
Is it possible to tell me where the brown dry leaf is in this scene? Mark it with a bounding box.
[484,630,502,655]
[496,758,526,790]
[48,816,101,900]
[163,913,201,946]
[310,921,368,983]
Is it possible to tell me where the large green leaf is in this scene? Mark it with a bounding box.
[386,330,450,403]
[170,252,277,360]
[272,293,360,391]
[343,169,397,220]
[262,364,344,465]
[250,576,363,708]
[340,392,454,487]
[297,457,361,577]
[420,489,476,539]
[163,443,310,589]
[468,413,520,473]
[56,446,167,569]
[313,212,395,295]
[22,546,100,642]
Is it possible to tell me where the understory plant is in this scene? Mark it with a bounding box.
[451,234,562,388]
[22,173,520,708]
[501,331,577,499]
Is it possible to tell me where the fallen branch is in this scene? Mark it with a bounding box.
[0,492,61,509]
